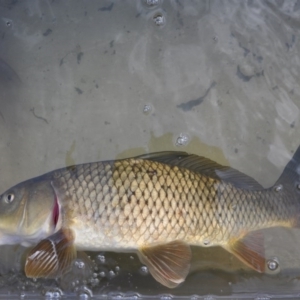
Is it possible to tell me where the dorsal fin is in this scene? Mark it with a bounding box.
[136,151,263,190]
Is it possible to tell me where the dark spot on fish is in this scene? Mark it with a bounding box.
[43,28,52,37]
[145,200,148,206]
[234,148,238,153]
[75,87,83,94]
[142,191,145,197]
[77,52,83,64]
[137,199,140,205]
[110,40,114,48]
[95,84,99,88]
[125,216,129,221]
[149,209,152,214]
[112,50,116,55]
[291,121,295,128]
[177,82,216,111]
[104,121,110,125]
[272,85,278,90]
[98,2,114,11]
[128,196,132,204]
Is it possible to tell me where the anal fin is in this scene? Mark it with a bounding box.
[224,230,265,273]
[138,240,192,288]
[25,228,76,278]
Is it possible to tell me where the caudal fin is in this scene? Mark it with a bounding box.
[275,145,300,188]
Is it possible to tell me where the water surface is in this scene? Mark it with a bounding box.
[0,0,300,298]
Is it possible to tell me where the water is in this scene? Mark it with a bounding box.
[0,0,300,298]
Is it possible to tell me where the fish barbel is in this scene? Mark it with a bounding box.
[0,148,300,288]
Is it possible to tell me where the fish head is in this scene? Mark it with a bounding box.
[0,177,58,246]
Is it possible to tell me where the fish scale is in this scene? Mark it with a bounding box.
[50,157,295,249]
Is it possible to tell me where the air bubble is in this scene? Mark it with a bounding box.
[43,288,63,298]
[203,239,210,246]
[267,257,279,271]
[143,104,152,115]
[99,271,106,277]
[153,13,165,26]
[75,260,85,269]
[204,297,216,300]
[108,270,116,278]
[140,265,149,275]
[79,293,89,300]
[97,254,106,264]
[115,266,120,272]
[78,286,93,299]
[130,256,134,260]
[274,184,283,192]
[176,133,189,146]
[145,0,159,6]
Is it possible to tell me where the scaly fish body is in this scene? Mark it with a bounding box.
[52,159,295,249]
[0,149,300,288]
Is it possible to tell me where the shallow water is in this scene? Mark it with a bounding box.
[1,0,300,298]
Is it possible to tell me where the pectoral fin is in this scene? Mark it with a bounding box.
[138,240,192,288]
[224,230,265,273]
[25,228,76,278]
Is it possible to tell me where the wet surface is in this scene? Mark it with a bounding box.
[0,0,300,298]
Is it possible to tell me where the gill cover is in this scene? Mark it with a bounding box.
[0,177,57,245]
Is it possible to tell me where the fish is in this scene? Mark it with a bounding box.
[0,147,300,288]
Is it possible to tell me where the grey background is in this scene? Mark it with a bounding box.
[1,0,300,298]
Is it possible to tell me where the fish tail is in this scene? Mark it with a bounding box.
[274,145,300,227]
[275,145,300,187]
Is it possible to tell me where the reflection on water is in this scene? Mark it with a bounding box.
[1,0,300,298]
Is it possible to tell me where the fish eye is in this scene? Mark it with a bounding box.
[4,193,14,203]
